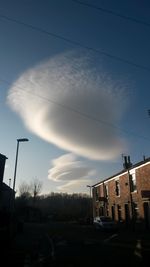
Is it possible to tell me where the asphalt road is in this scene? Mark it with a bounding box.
[2,222,150,267]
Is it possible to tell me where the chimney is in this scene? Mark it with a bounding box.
[123,155,132,169]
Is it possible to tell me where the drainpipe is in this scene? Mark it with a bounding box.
[103,182,107,216]
[127,168,134,224]
[123,156,134,222]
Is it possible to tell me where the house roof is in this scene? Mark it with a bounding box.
[0,153,8,160]
[2,182,14,192]
[92,156,150,187]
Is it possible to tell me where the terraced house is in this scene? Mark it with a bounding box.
[92,156,150,229]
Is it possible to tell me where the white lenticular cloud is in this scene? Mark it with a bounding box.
[57,180,90,194]
[48,153,94,182]
[48,153,94,192]
[7,50,128,160]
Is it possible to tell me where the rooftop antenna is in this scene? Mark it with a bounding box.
[121,153,125,161]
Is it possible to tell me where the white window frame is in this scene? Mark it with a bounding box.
[130,171,137,192]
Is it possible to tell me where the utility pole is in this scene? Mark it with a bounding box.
[87,185,93,220]
[103,182,107,216]
[123,155,134,224]
[87,185,92,198]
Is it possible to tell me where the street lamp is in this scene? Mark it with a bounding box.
[87,185,92,198]
[87,185,93,222]
[12,138,29,193]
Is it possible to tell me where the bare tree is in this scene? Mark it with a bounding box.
[30,178,43,201]
[18,181,31,198]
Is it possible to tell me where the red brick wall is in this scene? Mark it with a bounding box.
[93,162,150,222]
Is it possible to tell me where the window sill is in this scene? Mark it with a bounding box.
[131,190,137,194]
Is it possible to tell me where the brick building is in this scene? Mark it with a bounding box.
[92,156,150,229]
[0,153,14,212]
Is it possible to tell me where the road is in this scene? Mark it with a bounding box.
[2,222,150,266]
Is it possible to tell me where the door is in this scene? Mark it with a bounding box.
[124,203,130,225]
[143,202,150,229]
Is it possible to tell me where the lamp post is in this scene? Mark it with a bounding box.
[87,185,93,222]
[12,138,29,193]
[9,138,29,237]
[87,185,92,198]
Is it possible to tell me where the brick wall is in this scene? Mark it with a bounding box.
[93,161,150,226]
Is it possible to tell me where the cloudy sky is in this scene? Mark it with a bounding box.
[1,0,150,194]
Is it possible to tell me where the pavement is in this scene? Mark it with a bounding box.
[110,228,150,249]
[1,222,150,266]
[1,222,54,266]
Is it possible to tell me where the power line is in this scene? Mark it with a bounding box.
[72,0,150,28]
[1,77,150,142]
[0,13,150,72]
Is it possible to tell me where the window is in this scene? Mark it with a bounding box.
[130,173,137,192]
[115,180,120,196]
[104,184,108,198]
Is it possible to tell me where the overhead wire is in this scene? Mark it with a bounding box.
[0,6,150,142]
[72,0,150,28]
[0,13,150,72]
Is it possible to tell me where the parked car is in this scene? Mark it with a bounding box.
[93,216,117,231]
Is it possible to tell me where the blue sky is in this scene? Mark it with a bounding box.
[1,0,150,195]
